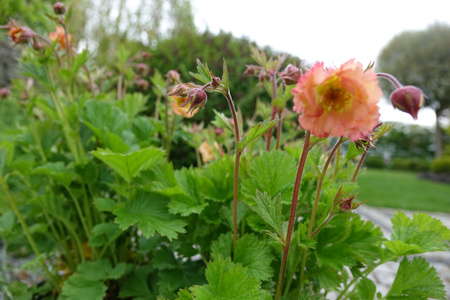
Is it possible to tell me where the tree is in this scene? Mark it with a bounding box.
[377,23,450,157]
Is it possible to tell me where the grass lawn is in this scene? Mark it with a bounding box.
[356,168,450,213]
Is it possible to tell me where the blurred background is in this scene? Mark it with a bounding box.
[1,0,450,212]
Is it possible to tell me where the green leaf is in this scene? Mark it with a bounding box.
[177,289,194,300]
[94,197,117,212]
[20,62,51,89]
[91,147,165,183]
[62,260,128,300]
[222,201,248,230]
[251,190,285,238]
[211,109,233,132]
[116,93,148,123]
[168,167,207,216]
[385,211,450,256]
[241,151,298,204]
[190,256,265,300]
[62,276,107,300]
[233,234,274,281]
[113,191,185,240]
[200,156,234,202]
[0,146,10,175]
[356,277,377,300]
[346,142,364,161]
[33,162,75,186]
[119,267,152,298]
[237,117,278,152]
[316,214,383,269]
[88,222,120,247]
[386,257,445,300]
[71,49,90,78]
[80,100,129,145]
[221,58,229,92]
[211,233,274,281]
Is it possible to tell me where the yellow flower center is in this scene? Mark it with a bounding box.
[317,75,353,113]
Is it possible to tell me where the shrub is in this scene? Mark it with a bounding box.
[364,155,386,168]
[430,156,450,173]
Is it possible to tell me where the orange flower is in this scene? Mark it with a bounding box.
[49,26,72,49]
[169,96,199,118]
[292,60,382,141]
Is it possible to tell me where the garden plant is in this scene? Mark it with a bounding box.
[0,3,449,300]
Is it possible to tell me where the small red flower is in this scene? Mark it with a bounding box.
[49,26,72,50]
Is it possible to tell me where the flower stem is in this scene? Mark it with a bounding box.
[275,131,311,300]
[298,137,344,290]
[224,91,241,247]
[376,73,403,89]
[266,72,279,151]
[275,110,283,150]
[352,150,368,182]
[0,174,59,289]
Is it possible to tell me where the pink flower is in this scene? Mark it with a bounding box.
[292,60,382,141]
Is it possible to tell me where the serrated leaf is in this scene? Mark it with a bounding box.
[200,156,234,202]
[91,147,165,183]
[346,142,364,161]
[33,161,75,186]
[233,234,274,281]
[251,190,285,237]
[89,222,120,247]
[190,256,264,300]
[211,233,274,281]
[62,260,128,300]
[94,198,117,212]
[80,100,129,146]
[386,257,445,300]
[316,214,383,269]
[168,167,206,216]
[237,117,278,152]
[20,62,51,88]
[222,201,248,230]
[356,277,376,300]
[211,109,233,132]
[113,191,185,240]
[119,267,152,298]
[62,276,107,300]
[221,58,229,92]
[116,93,147,123]
[386,211,450,256]
[241,151,297,204]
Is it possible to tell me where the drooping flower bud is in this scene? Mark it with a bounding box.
[136,63,149,74]
[339,196,356,211]
[51,1,66,14]
[137,79,149,90]
[180,88,207,114]
[390,85,424,120]
[243,64,262,76]
[166,70,180,83]
[0,87,11,99]
[278,64,301,85]
[9,27,35,44]
[168,83,201,97]
[32,37,45,51]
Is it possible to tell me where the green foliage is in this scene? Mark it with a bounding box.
[430,155,450,173]
[186,256,267,300]
[384,211,450,256]
[113,191,186,240]
[386,257,445,300]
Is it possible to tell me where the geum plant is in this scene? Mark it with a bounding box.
[0,3,448,300]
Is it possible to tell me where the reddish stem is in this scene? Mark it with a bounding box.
[275,110,282,150]
[352,150,368,182]
[275,131,311,300]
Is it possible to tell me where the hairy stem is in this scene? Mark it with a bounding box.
[275,131,311,300]
[224,91,241,247]
[299,137,344,290]
[352,150,368,182]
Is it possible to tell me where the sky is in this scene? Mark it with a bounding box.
[190,0,450,126]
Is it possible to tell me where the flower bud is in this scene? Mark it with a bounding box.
[9,26,35,44]
[390,85,424,120]
[136,63,149,74]
[166,70,180,83]
[0,87,11,99]
[32,37,45,51]
[51,1,66,15]
[243,64,262,76]
[180,88,207,114]
[278,64,301,85]
[137,79,149,90]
